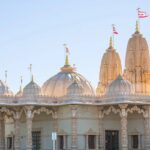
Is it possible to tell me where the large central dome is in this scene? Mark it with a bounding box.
[42,54,95,97]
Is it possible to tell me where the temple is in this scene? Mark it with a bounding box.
[0,22,150,150]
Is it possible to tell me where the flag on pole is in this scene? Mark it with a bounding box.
[64,44,70,54]
[137,8,149,18]
[112,24,118,35]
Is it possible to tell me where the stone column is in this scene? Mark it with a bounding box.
[119,104,128,150]
[98,107,104,150]
[14,112,21,150]
[25,106,34,150]
[96,135,99,150]
[85,135,88,150]
[143,106,150,150]
[0,113,5,150]
[71,105,78,150]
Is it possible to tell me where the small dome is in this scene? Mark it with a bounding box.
[67,80,83,96]
[0,80,13,96]
[23,80,41,97]
[42,66,94,97]
[105,75,134,96]
[16,87,23,97]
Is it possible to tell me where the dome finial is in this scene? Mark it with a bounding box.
[28,64,33,81]
[63,44,70,66]
[20,76,23,91]
[109,36,113,48]
[5,70,7,83]
[136,20,140,33]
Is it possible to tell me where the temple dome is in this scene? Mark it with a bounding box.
[42,65,94,97]
[105,75,134,96]
[23,79,41,97]
[0,80,13,96]
[67,80,83,96]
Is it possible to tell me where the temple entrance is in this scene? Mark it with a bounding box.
[105,130,119,150]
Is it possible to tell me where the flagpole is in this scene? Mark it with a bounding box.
[112,24,114,47]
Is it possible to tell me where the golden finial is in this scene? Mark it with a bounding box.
[5,70,7,83]
[136,20,140,33]
[63,44,70,66]
[109,36,113,48]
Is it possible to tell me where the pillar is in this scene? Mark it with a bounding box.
[120,104,128,150]
[71,105,78,150]
[144,106,150,150]
[99,107,104,150]
[25,106,34,150]
[0,113,5,150]
[14,112,21,150]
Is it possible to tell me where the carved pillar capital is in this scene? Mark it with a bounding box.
[98,106,104,119]
[70,105,78,118]
[24,106,34,119]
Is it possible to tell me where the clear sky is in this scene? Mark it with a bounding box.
[0,0,150,93]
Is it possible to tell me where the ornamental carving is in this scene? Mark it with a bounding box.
[33,107,56,119]
[127,105,145,116]
[0,107,15,116]
[102,106,120,117]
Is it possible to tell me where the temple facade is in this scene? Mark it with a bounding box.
[0,22,150,150]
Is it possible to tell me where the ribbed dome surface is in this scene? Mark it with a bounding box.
[42,66,94,97]
[0,80,13,96]
[67,80,83,96]
[23,80,41,97]
[105,75,134,96]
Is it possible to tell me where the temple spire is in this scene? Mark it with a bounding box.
[135,20,140,33]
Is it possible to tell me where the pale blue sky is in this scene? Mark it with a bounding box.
[0,0,150,92]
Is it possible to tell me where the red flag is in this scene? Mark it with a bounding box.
[137,8,149,18]
[66,47,70,54]
[112,24,118,35]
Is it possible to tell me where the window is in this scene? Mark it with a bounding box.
[32,131,41,150]
[88,135,96,149]
[131,135,138,149]
[58,135,64,149]
[7,137,13,149]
